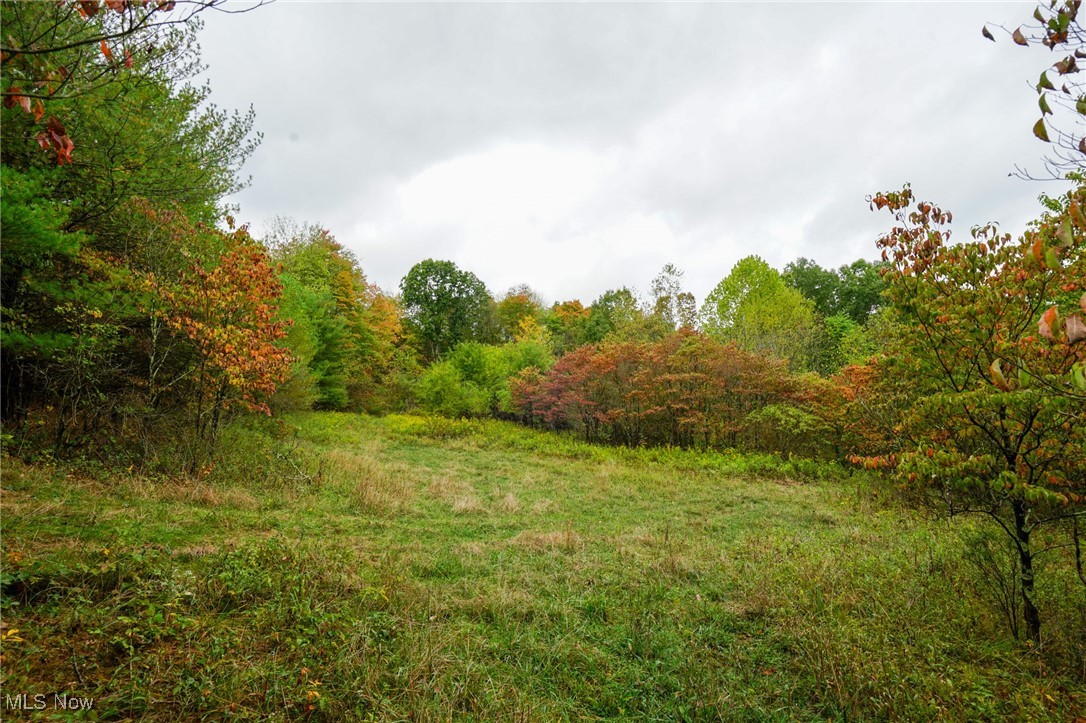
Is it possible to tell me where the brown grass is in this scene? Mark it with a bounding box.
[323,448,415,514]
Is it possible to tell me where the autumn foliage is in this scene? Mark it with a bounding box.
[512,331,806,453]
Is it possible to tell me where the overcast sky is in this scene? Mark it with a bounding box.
[195,1,1070,307]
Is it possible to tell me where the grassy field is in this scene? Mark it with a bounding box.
[1,412,1083,720]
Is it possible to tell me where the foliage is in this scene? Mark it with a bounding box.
[493,285,544,342]
[267,221,405,412]
[700,256,819,369]
[143,223,292,470]
[417,339,554,418]
[399,259,493,362]
[649,263,697,331]
[584,287,668,343]
[544,299,592,355]
[867,183,1086,643]
[983,0,1086,179]
[513,331,804,452]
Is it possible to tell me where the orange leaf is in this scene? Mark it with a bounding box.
[1039,306,1059,341]
[100,40,113,63]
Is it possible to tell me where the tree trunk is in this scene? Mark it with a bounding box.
[1012,499,1041,645]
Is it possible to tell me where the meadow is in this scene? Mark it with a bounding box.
[1,413,1083,721]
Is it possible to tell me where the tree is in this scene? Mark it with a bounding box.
[783,258,839,318]
[399,259,492,362]
[983,1,1086,179]
[868,183,1086,643]
[836,259,886,325]
[544,299,592,355]
[1,1,263,167]
[784,257,886,324]
[650,263,697,331]
[494,285,544,342]
[268,220,406,412]
[0,0,261,443]
[700,256,818,368]
[146,227,292,472]
[585,287,665,343]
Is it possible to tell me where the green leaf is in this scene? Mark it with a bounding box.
[1040,94,1053,115]
[1038,71,1056,90]
[1033,117,1051,142]
[1077,96,1086,115]
[1044,247,1060,269]
[1056,217,1074,246]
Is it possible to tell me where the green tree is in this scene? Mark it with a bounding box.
[700,256,818,368]
[783,258,839,318]
[400,259,493,362]
[836,259,886,325]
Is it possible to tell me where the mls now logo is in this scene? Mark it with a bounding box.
[4,692,95,711]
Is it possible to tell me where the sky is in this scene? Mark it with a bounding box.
[194,1,1071,307]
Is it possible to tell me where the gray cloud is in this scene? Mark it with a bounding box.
[196,2,1071,306]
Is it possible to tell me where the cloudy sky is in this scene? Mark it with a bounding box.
[195,1,1070,307]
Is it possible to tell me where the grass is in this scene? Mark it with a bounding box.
[1,412,1083,720]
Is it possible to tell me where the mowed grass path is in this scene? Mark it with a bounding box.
[1,413,1082,720]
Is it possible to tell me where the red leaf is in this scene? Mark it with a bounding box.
[123,49,133,68]
[100,40,113,63]
[78,1,100,18]
[31,98,44,121]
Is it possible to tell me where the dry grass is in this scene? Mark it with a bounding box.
[427,475,474,501]
[451,496,485,515]
[495,492,521,513]
[323,448,415,514]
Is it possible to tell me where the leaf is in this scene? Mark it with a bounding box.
[31,99,44,121]
[1078,96,1086,115]
[989,359,1009,390]
[1013,27,1029,45]
[100,40,113,63]
[78,1,100,18]
[1074,200,1086,229]
[1056,217,1074,246]
[1039,306,1060,341]
[1030,237,1045,265]
[982,25,995,41]
[1045,247,1060,269]
[1073,362,1086,391]
[1040,94,1053,115]
[1039,71,1056,90]
[124,49,133,69]
[1034,7,1045,22]
[1055,56,1079,74]
[1033,117,1050,142]
[1066,314,1086,344]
